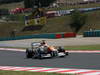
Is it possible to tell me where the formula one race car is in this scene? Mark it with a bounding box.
[26,42,68,59]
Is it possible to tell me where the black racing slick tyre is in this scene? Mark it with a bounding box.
[26,48,33,58]
[65,52,69,56]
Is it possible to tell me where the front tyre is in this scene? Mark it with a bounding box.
[26,48,33,58]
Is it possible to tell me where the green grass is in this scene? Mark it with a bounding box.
[7,14,25,21]
[14,10,100,36]
[0,2,100,37]
[0,70,74,75]
[64,45,100,50]
[0,45,100,50]
[0,21,24,37]
[0,2,24,9]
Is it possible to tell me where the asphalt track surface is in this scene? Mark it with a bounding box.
[0,50,100,70]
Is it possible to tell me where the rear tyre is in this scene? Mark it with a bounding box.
[38,54,43,59]
[65,52,69,56]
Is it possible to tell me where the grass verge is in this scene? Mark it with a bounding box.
[64,45,100,50]
[0,10,100,37]
[0,70,74,75]
[0,45,100,50]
